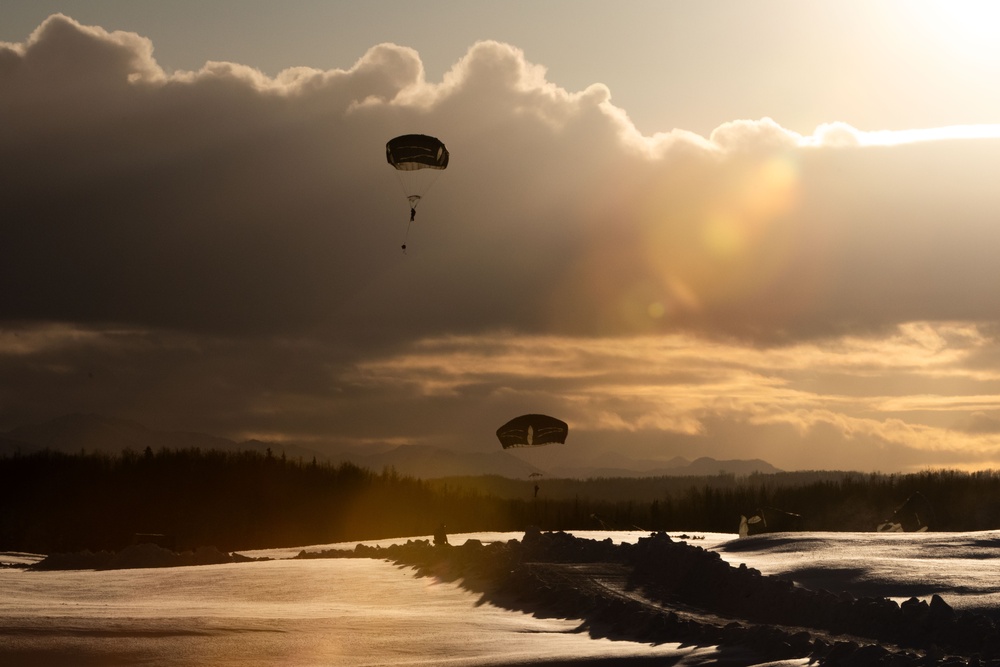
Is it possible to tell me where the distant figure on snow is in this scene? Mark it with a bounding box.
[434,523,448,546]
[534,484,539,498]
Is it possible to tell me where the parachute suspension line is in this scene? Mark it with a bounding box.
[401,195,420,253]
[401,217,412,253]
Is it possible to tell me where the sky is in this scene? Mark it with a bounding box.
[4,1,1000,473]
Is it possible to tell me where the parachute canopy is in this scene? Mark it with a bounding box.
[739,506,802,537]
[496,414,568,449]
[386,134,449,171]
[877,492,933,532]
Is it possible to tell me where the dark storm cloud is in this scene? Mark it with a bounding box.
[5,15,1000,347]
[6,15,1000,471]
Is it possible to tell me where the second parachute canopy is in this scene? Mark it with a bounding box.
[496,414,569,449]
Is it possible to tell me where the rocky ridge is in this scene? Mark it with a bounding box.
[300,529,1000,666]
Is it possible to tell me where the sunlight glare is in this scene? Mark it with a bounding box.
[924,0,1000,57]
[889,0,1000,62]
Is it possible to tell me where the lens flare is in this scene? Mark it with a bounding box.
[641,153,803,321]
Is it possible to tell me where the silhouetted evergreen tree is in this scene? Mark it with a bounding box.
[3,449,1000,554]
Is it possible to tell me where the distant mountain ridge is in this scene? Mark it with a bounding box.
[0,414,541,478]
[0,414,780,479]
[3,413,235,454]
[550,456,781,479]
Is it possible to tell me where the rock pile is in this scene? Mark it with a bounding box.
[312,530,1000,666]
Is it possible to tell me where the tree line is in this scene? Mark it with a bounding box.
[2,448,1000,554]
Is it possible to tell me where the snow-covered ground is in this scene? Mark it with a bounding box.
[714,530,1000,616]
[3,529,998,665]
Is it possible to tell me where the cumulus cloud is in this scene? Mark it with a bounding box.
[6,14,1000,343]
[4,15,1000,471]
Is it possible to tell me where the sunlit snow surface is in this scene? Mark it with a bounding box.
[4,529,1000,666]
[714,530,1000,615]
